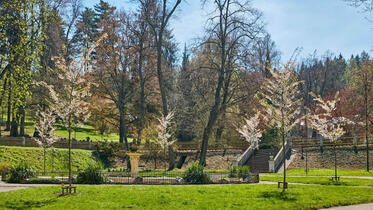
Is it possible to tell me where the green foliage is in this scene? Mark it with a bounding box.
[77,164,107,184]
[260,128,280,148]
[229,166,251,179]
[0,146,101,172]
[0,161,14,173]
[21,177,61,184]
[7,162,36,183]
[183,162,211,184]
[92,141,125,168]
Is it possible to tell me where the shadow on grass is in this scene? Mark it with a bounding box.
[259,191,297,201]
[2,199,56,209]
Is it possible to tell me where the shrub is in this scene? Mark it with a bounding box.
[21,177,62,184]
[183,162,211,184]
[92,140,125,168]
[0,162,13,173]
[229,166,251,179]
[77,164,107,184]
[7,163,36,183]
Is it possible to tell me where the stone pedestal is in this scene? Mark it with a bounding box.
[126,152,143,177]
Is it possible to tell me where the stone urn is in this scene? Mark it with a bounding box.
[126,152,143,177]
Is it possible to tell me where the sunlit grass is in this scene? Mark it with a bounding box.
[1,184,373,209]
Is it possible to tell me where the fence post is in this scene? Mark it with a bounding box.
[319,136,323,154]
[353,136,358,154]
[22,137,26,146]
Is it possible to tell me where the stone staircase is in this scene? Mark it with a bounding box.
[245,148,279,173]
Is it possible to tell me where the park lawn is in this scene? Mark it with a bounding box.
[0,146,101,172]
[261,176,373,186]
[268,168,373,177]
[21,116,122,141]
[1,185,373,209]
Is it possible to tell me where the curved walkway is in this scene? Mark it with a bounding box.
[260,174,373,179]
[0,181,57,192]
[320,203,373,210]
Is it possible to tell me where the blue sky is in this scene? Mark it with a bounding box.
[85,0,373,62]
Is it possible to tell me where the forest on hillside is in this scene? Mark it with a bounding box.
[0,0,372,167]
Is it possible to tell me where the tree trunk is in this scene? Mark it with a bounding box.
[19,107,25,136]
[282,130,286,191]
[43,147,46,175]
[119,109,129,151]
[137,46,146,144]
[10,113,18,137]
[68,129,72,187]
[334,143,337,179]
[199,72,224,165]
[6,79,11,131]
[365,83,369,172]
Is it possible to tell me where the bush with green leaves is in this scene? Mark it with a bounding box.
[77,164,107,184]
[92,140,125,168]
[229,166,251,179]
[183,162,211,184]
[7,163,36,183]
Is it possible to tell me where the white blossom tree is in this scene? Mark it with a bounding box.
[237,113,262,150]
[33,108,57,175]
[155,112,176,162]
[259,60,303,191]
[308,92,346,180]
[42,35,105,187]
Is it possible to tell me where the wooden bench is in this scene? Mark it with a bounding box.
[61,185,76,194]
[277,181,288,189]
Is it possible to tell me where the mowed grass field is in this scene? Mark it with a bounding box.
[261,176,373,186]
[1,184,373,209]
[268,168,373,177]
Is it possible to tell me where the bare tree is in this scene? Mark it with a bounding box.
[351,60,373,171]
[199,0,263,165]
[137,0,182,170]
[93,11,134,149]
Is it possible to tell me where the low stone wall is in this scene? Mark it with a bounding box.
[289,146,373,170]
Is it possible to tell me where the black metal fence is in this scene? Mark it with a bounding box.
[33,171,259,185]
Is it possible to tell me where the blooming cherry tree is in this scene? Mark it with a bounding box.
[155,112,176,157]
[237,113,262,150]
[308,92,346,180]
[259,60,304,190]
[33,108,57,175]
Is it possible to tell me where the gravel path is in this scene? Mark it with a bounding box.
[260,175,373,179]
[320,203,373,210]
[0,181,57,192]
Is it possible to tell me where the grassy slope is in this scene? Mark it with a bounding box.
[0,146,100,172]
[24,122,121,141]
[269,168,373,177]
[1,185,373,209]
[261,176,373,186]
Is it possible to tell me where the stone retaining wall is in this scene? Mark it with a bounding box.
[289,146,373,170]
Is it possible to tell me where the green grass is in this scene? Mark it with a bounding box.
[24,123,122,141]
[17,115,122,141]
[261,176,373,186]
[0,146,101,172]
[1,185,373,209]
[269,168,373,177]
